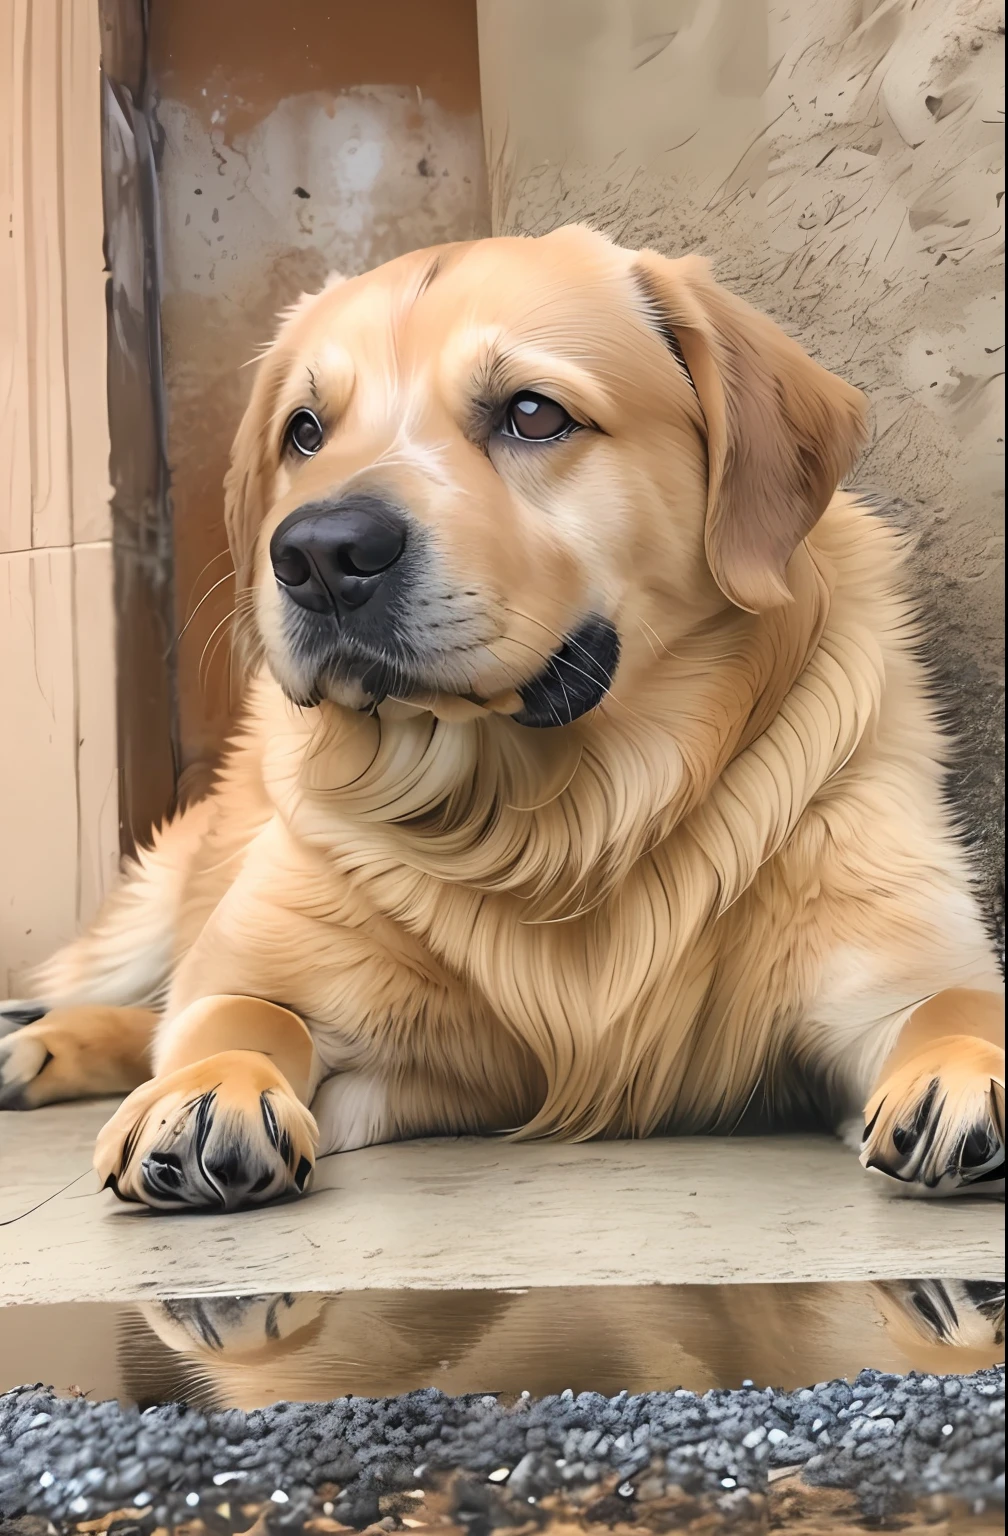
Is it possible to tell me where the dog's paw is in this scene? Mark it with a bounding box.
[0,1023,56,1109]
[140,1293,327,1358]
[861,1034,1004,1197]
[0,1000,49,1041]
[94,1050,319,1211]
[0,1005,151,1108]
[877,1277,1005,1353]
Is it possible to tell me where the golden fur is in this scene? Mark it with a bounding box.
[0,226,1002,1209]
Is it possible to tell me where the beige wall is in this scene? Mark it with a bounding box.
[478,0,1005,911]
[0,1,118,996]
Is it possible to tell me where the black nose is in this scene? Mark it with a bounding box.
[270,495,408,614]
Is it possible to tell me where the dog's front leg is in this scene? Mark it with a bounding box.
[860,988,1004,1196]
[94,995,322,1211]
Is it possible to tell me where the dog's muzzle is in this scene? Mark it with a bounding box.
[513,615,620,728]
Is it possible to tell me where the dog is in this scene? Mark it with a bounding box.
[0,225,1003,1211]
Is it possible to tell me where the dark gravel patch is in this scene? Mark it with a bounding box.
[0,1367,1003,1529]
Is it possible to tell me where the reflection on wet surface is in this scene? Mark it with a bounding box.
[0,1279,1002,1409]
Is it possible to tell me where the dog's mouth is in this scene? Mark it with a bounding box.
[510,614,621,728]
[281,614,621,729]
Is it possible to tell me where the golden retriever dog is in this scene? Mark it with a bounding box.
[0,226,1003,1210]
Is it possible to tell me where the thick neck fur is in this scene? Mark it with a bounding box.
[253,500,889,1138]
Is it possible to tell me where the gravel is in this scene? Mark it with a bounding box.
[1,1367,1002,1528]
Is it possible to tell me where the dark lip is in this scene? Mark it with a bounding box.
[281,614,621,726]
[513,614,620,728]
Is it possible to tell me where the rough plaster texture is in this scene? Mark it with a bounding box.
[478,0,1005,934]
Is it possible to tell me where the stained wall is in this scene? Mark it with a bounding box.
[148,0,490,793]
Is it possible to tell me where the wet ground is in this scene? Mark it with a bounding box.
[1,1118,1003,1531]
[0,1284,1003,1534]
[0,1283,1004,1407]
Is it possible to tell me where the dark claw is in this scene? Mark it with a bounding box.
[141,1149,186,1200]
[959,1120,998,1170]
[962,1279,1005,1317]
[0,1004,48,1027]
[862,1101,882,1142]
[909,1280,957,1343]
[294,1155,313,1192]
[891,1080,938,1155]
[260,1090,281,1150]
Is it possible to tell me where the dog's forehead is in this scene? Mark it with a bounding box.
[294,231,635,364]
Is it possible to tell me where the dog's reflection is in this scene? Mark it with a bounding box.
[118,1280,1004,1411]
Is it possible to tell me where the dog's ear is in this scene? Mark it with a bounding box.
[224,355,279,591]
[632,251,869,612]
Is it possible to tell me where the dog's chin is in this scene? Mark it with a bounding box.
[276,614,621,729]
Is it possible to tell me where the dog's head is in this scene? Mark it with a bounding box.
[227,226,867,726]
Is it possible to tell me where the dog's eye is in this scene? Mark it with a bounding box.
[285,408,324,458]
[504,392,575,442]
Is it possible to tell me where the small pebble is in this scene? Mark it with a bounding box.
[1,1363,1002,1520]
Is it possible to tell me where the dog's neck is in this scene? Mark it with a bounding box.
[256,535,874,917]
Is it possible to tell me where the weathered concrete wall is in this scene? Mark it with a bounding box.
[150,0,490,788]
[478,0,1005,933]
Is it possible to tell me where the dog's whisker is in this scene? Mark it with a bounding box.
[636,615,686,662]
[175,571,237,651]
[198,607,239,692]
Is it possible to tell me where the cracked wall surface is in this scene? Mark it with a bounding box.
[478,0,1005,941]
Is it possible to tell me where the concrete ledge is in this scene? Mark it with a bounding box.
[0,1103,1003,1304]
